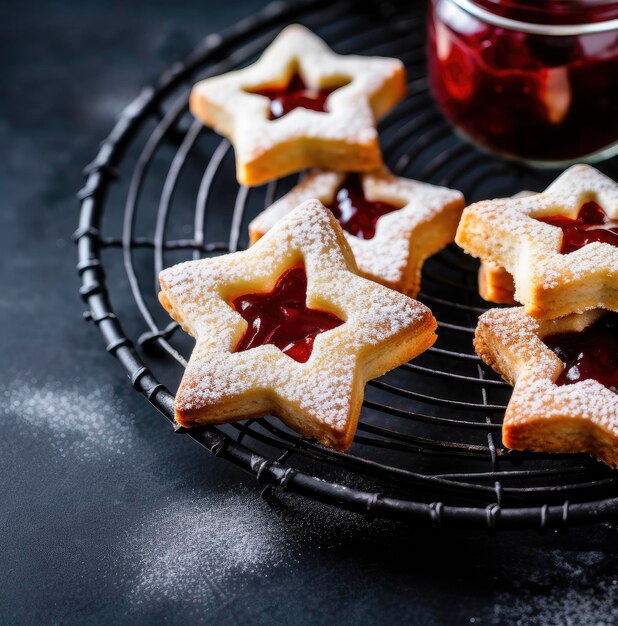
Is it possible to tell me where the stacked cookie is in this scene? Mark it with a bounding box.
[456,165,618,466]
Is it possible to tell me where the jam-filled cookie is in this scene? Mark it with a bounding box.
[190,25,406,186]
[249,168,464,296]
[475,307,618,467]
[158,199,437,450]
[456,165,618,319]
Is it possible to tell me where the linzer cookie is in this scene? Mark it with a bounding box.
[249,168,464,296]
[158,200,436,451]
[475,307,618,467]
[190,25,406,186]
[456,165,618,319]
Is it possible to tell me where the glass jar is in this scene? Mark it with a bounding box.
[427,0,618,166]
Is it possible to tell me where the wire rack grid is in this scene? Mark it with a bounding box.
[76,0,618,530]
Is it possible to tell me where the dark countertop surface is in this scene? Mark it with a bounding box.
[2,1,618,624]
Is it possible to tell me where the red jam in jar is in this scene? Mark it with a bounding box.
[427,0,618,165]
[327,174,403,240]
[543,312,618,393]
[232,265,344,363]
[537,200,618,253]
[247,72,344,120]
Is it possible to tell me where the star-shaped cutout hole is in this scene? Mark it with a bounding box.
[326,173,404,240]
[537,200,618,254]
[457,164,618,319]
[244,70,349,120]
[190,25,407,186]
[249,168,464,296]
[475,307,618,467]
[158,200,436,450]
[232,264,344,363]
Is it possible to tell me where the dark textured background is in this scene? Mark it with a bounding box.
[2,1,618,624]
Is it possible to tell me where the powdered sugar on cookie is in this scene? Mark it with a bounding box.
[457,164,618,319]
[475,307,618,466]
[159,200,436,450]
[190,25,407,185]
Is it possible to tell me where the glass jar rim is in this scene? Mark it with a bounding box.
[449,0,618,35]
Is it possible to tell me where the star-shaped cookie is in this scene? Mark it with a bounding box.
[190,24,407,186]
[158,199,437,450]
[248,168,464,296]
[475,307,618,467]
[456,165,618,319]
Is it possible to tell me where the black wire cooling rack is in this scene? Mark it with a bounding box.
[76,0,618,530]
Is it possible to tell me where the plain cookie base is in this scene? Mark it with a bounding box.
[478,261,517,305]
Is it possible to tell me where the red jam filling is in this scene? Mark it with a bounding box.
[543,312,618,394]
[247,72,342,120]
[232,265,343,363]
[427,0,618,162]
[537,201,618,254]
[326,174,403,240]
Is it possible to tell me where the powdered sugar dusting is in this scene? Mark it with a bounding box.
[249,168,464,294]
[124,486,392,611]
[457,164,618,318]
[476,307,553,365]
[3,377,135,460]
[127,492,286,607]
[494,550,618,626]
[510,377,618,432]
[159,200,434,440]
